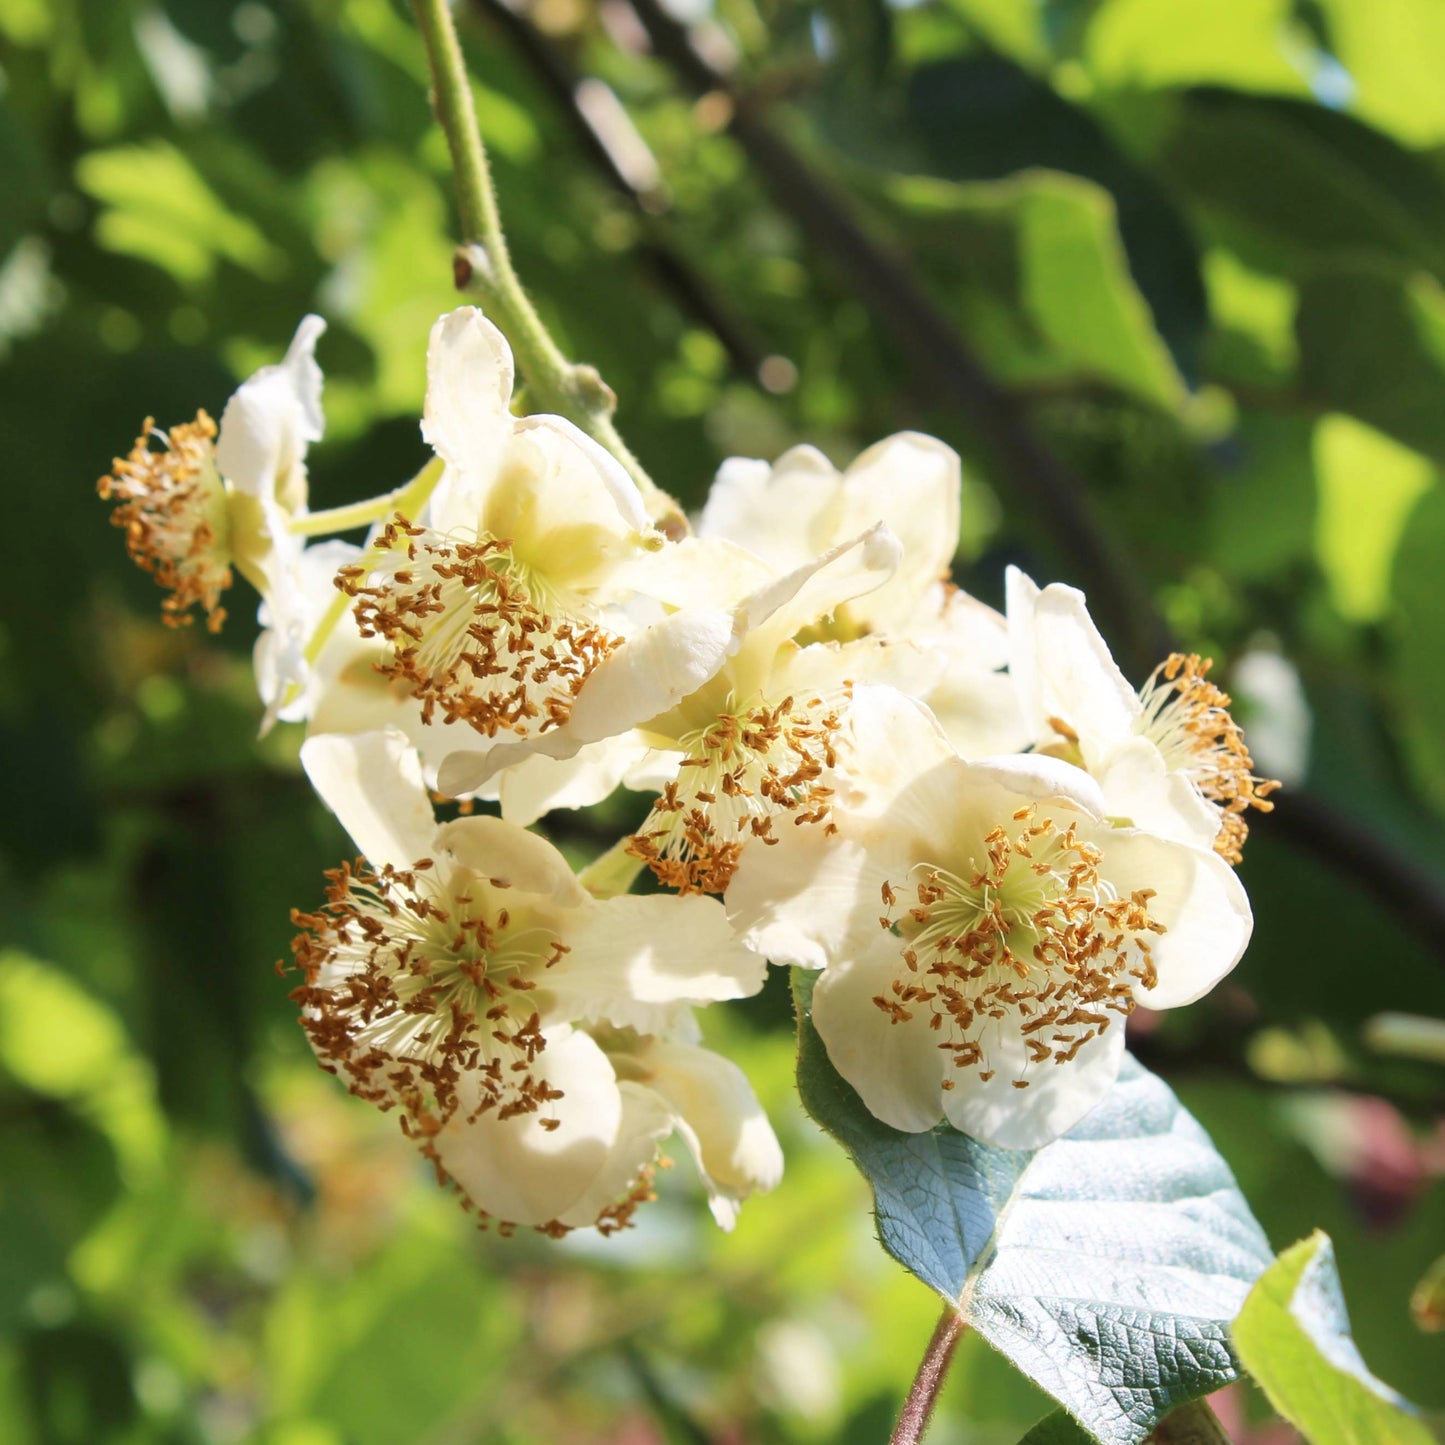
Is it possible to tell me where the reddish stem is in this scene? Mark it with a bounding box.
[890,1306,967,1445]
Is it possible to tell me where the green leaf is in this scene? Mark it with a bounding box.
[1162,90,1445,278]
[889,169,1185,408]
[1297,265,1445,468]
[1019,1400,1232,1445]
[1232,1231,1436,1445]
[1392,483,1445,811]
[75,140,286,285]
[793,970,1273,1445]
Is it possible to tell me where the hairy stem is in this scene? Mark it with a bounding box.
[407,0,685,536]
[891,1306,966,1445]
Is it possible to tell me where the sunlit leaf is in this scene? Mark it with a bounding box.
[793,971,1274,1445]
[1232,1231,1436,1445]
[1313,414,1435,623]
[76,140,286,285]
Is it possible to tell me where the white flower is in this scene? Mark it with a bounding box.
[698,434,1027,757]
[727,686,1253,1149]
[97,315,326,632]
[1006,567,1280,864]
[290,728,775,1232]
[335,308,661,748]
[439,523,905,894]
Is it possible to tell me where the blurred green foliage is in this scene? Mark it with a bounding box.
[2,0,1444,1440]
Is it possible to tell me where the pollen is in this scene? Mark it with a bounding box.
[287,854,565,1135]
[1137,652,1281,865]
[338,516,620,742]
[871,806,1163,1085]
[627,694,843,895]
[97,412,232,632]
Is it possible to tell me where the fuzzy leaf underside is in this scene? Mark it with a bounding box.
[793,969,1274,1445]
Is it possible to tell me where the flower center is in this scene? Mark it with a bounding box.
[288,856,571,1132]
[337,516,620,741]
[872,807,1162,1086]
[628,693,843,895]
[97,412,232,632]
[1137,653,1280,865]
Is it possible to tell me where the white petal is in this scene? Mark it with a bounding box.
[632,1039,784,1230]
[433,814,588,908]
[939,1013,1128,1149]
[516,413,649,537]
[617,534,776,610]
[698,446,842,573]
[438,605,740,793]
[733,522,902,669]
[496,734,653,827]
[1094,737,1221,851]
[1101,829,1253,1009]
[430,1025,622,1226]
[1005,566,1139,757]
[420,306,514,486]
[300,729,436,868]
[555,1079,675,1229]
[549,894,766,1031]
[216,313,326,513]
[835,432,962,634]
[811,936,947,1133]
[727,829,876,970]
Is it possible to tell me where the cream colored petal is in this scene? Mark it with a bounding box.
[516,414,649,535]
[434,814,588,908]
[548,894,766,1031]
[496,734,653,827]
[1094,737,1221,851]
[437,605,740,794]
[1100,828,1253,1010]
[733,522,902,668]
[811,935,947,1133]
[216,313,326,512]
[939,1012,1128,1149]
[631,1038,784,1230]
[698,446,843,572]
[430,1025,622,1226]
[726,829,877,971]
[616,534,776,610]
[555,1079,675,1230]
[421,307,514,473]
[836,432,962,635]
[299,729,436,869]
[1005,566,1138,757]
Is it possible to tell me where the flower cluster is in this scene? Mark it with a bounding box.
[99,305,1274,1232]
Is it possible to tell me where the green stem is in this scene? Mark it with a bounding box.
[890,1306,965,1445]
[288,458,445,537]
[408,0,685,537]
[577,834,648,900]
